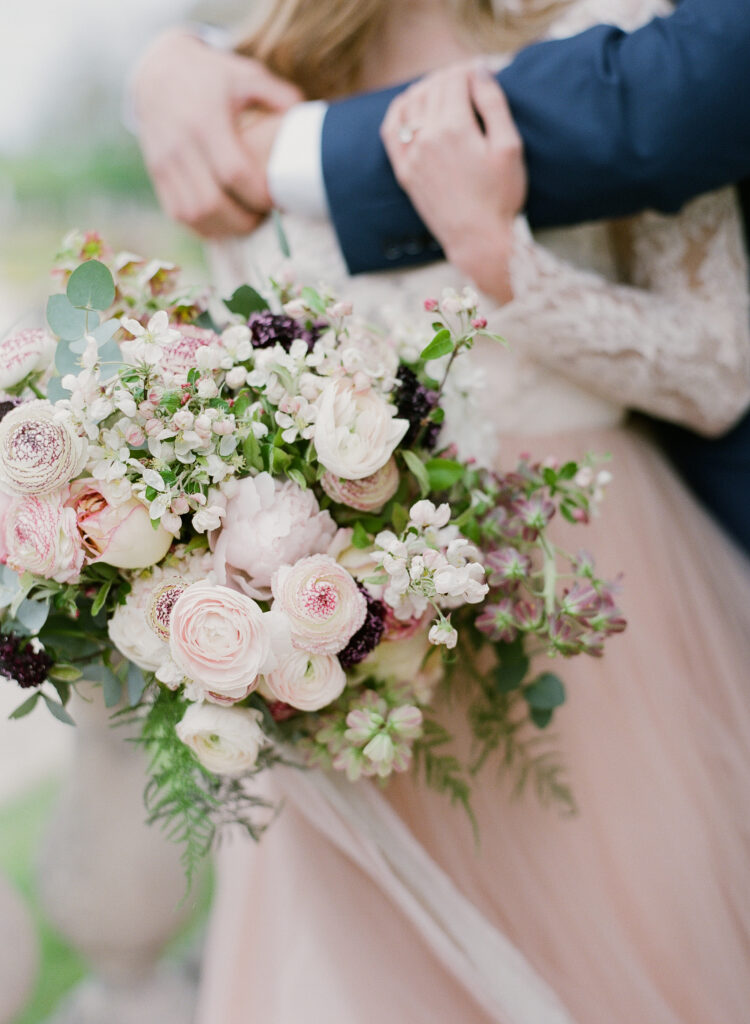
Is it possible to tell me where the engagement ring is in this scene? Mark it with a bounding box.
[398,123,420,144]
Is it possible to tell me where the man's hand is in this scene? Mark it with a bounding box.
[132,29,303,238]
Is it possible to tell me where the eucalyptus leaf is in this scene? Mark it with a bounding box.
[85,661,123,707]
[46,293,88,341]
[127,661,147,706]
[42,693,75,725]
[45,375,68,404]
[401,450,430,497]
[54,339,83,377]
[92,318,120,345]
[493,657,530,694]
[530,707,554,729]
[67,260,115,311]
[524,672,566,710]
[15,597,50,634]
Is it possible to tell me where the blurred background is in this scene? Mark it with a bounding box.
[1,2,252,1020]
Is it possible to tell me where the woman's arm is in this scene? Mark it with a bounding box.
[383,66,750,437]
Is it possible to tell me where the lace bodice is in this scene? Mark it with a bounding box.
[210,0,750,445]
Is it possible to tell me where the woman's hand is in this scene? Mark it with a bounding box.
[381,64,527,301]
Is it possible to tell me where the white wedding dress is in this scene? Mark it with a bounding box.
[196,1,750,1021]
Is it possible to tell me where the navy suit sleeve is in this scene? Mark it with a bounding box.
[321,0,750,275]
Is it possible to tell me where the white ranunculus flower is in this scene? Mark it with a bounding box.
[176,702,266,776]
[313,378,408,481]
[0,329,55,390]
[265,648,346,711]
[211,473,336,600]
[0,401,88,496]
[108,597,168,672]
[169,582,279,703]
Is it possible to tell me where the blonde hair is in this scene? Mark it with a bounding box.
[236,0,565,99]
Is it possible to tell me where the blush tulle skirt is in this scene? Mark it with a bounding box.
[195,426,750,1024]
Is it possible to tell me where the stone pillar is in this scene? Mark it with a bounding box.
[36,683,205,1024]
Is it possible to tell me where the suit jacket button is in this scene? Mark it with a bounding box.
[384,245,402,260]
[404,240,422,255]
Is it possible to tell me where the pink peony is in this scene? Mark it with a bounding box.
[271,554,367,655]
[320,457,399,513]
[0,400,88,496]
[169,582,278,703]
[211,473,336,600]
[67,479,173,570]
[265,649,346,712]
[5,490,84,583]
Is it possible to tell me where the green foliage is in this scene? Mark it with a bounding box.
[46,294,89,340]
[413,717,477,839]
[401,449,430,497]
[425,457,464,492]
[67,259,115,310]
[131,688,280,890]
[420,328,453,361]
[225,284,269,318]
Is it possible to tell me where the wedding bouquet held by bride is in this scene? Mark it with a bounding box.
[0,233,624,879]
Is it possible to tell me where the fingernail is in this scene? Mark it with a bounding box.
[476,60,494,80]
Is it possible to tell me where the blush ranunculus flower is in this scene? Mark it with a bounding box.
[265,649,347,711]
[211,473,336,599]
[271,554,367,655]
[169,581,277,703]
[313,378,408,481]
[0,329,55,390]
[0,490,13,564]
[176,702,266,776]
[67,479,173,570]
[320,456,400,512]
[5,490,84,583]
[0,400,88,496]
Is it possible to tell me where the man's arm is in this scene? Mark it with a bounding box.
[321,0,750,273]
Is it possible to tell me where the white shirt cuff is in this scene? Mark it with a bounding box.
[267,101,329,219]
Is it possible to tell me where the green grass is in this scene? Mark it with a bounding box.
[0,780,213,1024]
[0,781,87,1024]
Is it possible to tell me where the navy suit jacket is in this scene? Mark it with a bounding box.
[320,0,750,553]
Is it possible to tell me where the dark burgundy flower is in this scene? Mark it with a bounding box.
[248,312,322,351]
[338,587,386,669]
[393,365,441,449]
[266,700,299,723]
[0,633,52,689]
[0,399,21,422]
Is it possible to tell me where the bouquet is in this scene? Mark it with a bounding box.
[0,232,625,881]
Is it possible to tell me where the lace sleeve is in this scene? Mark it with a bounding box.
[494,188,750,436]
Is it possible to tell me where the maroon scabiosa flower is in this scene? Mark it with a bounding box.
[248,312,321,351]
[0,633,52,689]
[338,586,387,669]
[393,365,441,449]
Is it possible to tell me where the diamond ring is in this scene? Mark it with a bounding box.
[398,123,420,145]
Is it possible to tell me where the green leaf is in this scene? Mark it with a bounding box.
[301,286,327,314]
[42,693,75,725]
[286,467,307,489]
[9,692,41,719]
[401,450,430,497]
[85,662,123,708]
[54,339,83,377]
[391,503,409,534]
[272,208,292,258]
[91,580,113,617]
[530,707,554,729]
[426,458,464,491]
[524,672,566,711]
[127,661,148,706]
[15,597,50,634]
[493,656,530,693]
[420,329,453,361]
[351,521,371,549]
[242,431,262,469]
[558,461,578,481]
[46,293,88,341]
[225,284,269,318]
[67,260,115,310]
[45,375,67,404]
